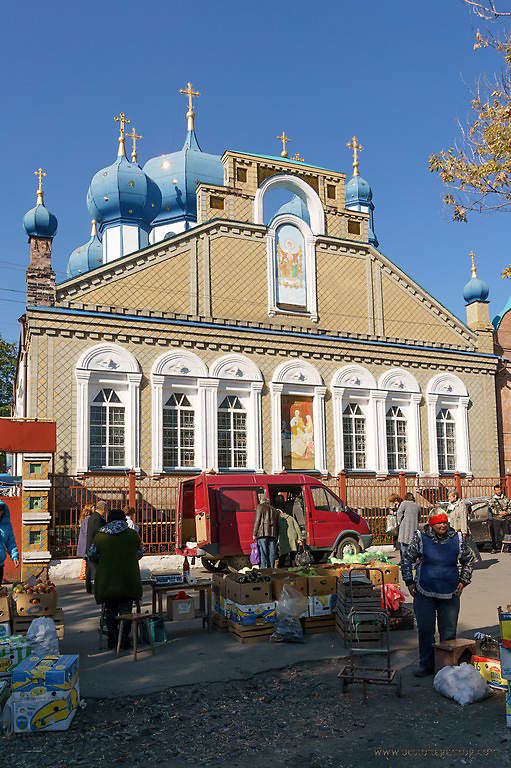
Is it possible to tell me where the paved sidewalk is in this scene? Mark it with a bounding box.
[56,551,508,699]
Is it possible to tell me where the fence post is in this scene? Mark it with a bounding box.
[399,472,406,500]
[454,471,462,497]
[506,473,511,498]
[338,471,347,505]
[128,469,136,508]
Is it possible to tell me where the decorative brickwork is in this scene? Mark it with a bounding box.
[26,237,56,306]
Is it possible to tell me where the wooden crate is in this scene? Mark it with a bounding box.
[301,616,335,634]
[12,607,64,640]
[212,612,228,632]
[228,620,274,644]
[335,614,382,647]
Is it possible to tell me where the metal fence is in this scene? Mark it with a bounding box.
[50,472,506,557]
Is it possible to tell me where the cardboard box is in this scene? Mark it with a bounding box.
[168,597,195,622]
[154,573,182,586]
[10,685,79,732]
[308,594,337,617]
[0,594,10,622]
[507,683,511,728]
[11,654,79,696]
[0,679,9,711]
[226,579,272,605]
[307,575,337,597]
[229,602,276,626]
[365,564,399,586]
[12,590,57,617]
[271,574,307,601]
[472,656,508,690]
[500,611,511,650]
[212,573,228,596]
[0,623,11,639]
[501,645,511,680]
[0,636,31,677]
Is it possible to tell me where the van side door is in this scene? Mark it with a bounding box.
[307,485,345,548]
[217,486,259,556]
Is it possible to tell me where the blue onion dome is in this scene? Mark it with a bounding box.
[23,175,58,238]
[345,174,372,205]
[66,220,103,279]
[463,254,489,304]
[273,194,310,225]
[87,150,162,228]
[143,129,223,225]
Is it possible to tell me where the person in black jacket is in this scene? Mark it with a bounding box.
[85,501,106,594]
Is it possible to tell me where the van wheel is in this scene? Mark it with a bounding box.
[335,537,361,559]
[201,558,228,573]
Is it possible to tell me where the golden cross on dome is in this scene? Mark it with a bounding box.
[127,127,143,163]
[470,251,477,278]
[34,167,46,205]
[347,135,363,176]
[277,131,290,158]
[114,112,131,157]
[180,81,200,131]
[293,152,305,163]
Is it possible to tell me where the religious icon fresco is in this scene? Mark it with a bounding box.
[275,224,306,307]
[281,395,314,470]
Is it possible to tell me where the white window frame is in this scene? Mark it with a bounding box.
[151,350,209,475]
[162,393,196,470]
[342,403,367,471]
[385,406,408,473]
[265,213,318,322]
[436,408,457,474]
[89,388,126,470]
[332,365,378,474]
[271,359,326,474]
[75,343,141,474]
[378,369,422,478]
[217,395,248,470]
[426,373,471,477]
[210,354,263,473]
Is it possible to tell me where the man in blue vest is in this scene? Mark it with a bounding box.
[401,509,475,678]
[0,500,19,585]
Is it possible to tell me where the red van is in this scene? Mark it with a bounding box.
[176,473,372,571]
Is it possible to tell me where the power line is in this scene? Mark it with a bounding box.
[0,288,25,294]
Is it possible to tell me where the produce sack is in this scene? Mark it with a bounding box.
[385,513,398,536]
[26,616,59,658]
[250,541,260,566]
[270,583,307,643]
[433,662,488,706]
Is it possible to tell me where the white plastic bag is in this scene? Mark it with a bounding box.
[433,662,488,706]
[25,616,59,657]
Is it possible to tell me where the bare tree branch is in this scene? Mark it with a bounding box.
[463,0,511,19]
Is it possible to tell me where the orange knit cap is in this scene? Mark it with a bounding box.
[429,511,448,525]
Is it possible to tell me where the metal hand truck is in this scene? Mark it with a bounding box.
[338,567,402,703]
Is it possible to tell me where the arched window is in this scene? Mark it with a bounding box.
[342,403,366,470]
[89,388,125,469]
[218,396,247,469]
[436,408,456,473]
[386,406,408,472]
[163,394,195,469]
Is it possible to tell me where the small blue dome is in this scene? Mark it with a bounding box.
[66,221,103,279]
[273,195,310,225]
[463,276,489,305]
[345,174,372,204]
[87,154,162,228]
[143,130,223,226]
[23,203,58,238]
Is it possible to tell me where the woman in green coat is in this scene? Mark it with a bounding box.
[87,509,143,649]
[278,508,303,567]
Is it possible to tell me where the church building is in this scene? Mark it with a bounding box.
[13,83,501,494]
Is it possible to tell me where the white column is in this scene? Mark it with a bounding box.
[371,390,388,478]
[408,393,423,474]
[197,379,209,470]
[332,386,345,475]
[457,396,472,477]
[250,381,264,472]
[313,385,327,474]
[151,374,164,475]
[75,370,91,474]
[426,393,439,476]
[270,382,284,473]
[203,380,219,471]
[306,233,318,322]
[127,373,142,472]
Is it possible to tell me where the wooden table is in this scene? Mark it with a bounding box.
[151,580,212,632]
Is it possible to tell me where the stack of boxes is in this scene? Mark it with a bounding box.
[0,635,32,680]
[8,654,79,733]
[335,573,383,647]
[0,588,10,637]
[498,608,511,727]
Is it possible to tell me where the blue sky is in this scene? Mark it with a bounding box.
[1,0,510,343]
